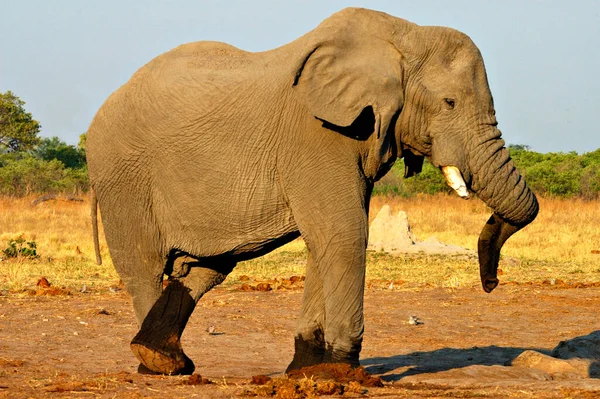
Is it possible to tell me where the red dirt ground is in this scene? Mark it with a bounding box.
[2,283,600,398]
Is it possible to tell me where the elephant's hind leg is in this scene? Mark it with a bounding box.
[130,279,195,375]
[130,258,234,375]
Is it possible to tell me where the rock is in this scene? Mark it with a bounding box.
[368,205,415,251]
[552,331,600,360]
[400,364,552,385]
[511,350,592,379]
[551,330,600,377]
[182,374,212,385]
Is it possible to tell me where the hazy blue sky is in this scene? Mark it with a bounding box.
[1,1,598,153]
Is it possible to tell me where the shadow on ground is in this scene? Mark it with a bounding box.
[362,345,552,381]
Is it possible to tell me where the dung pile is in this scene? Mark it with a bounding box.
[368,205,474,256]
[243,364,383,398]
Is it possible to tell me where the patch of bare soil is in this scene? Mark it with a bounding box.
[2,284,600,397]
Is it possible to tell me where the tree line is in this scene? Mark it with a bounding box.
[0,91,88,196]
[1,90,598,199]
[375,146,600,199]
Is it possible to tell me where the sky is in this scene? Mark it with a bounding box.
[1,0,598,154]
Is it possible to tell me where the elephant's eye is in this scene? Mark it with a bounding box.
[444,98,456,109]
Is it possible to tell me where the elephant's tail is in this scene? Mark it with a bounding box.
[91,188,102,265]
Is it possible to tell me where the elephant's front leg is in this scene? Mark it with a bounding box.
[291,230,366,368]
[320,238,366,366]
[287,251,326,371]
[131,259,234,375]
[286,189,369,369]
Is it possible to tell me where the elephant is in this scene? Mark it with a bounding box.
[86,7,538,375]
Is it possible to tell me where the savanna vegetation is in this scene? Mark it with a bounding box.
[1,90,599,292]
[1,195,599,293]
[375,146,600,199]
[0,91,88,196]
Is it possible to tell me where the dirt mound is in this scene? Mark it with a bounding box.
[28,286,71,296]
[240,282,273,292]
[18,276,73,296]
[368,205,474,255]
[181,374,213,385]
[369,205,416,250]
[36,277,51,288]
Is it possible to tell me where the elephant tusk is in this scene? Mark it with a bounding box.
[441,166,470,199]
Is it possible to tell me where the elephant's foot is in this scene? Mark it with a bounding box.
[286,330,362,373]
[131,342,195,375]
[323,345,360,368]
[286,334,325,373]
[130,279,197,375]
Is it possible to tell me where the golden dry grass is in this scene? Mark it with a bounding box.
[0,196,117,291]
[367,195,600,288]
[0,194,598,292]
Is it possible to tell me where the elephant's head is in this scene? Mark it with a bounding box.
[293,8,538,292]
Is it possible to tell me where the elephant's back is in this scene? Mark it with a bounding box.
[140,41,255,76]
[171,41,254,70]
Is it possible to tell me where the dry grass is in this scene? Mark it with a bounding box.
[367,195,600,288]
[0,196,117,291]
[1,194,599,292]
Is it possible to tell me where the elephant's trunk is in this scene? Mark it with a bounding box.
[468,128,539,292]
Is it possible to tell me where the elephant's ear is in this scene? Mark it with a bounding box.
[293,38,404,132]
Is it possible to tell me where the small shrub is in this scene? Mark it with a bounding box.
[2,235,39,259]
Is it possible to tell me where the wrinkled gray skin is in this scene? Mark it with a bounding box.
[87,8,538,373]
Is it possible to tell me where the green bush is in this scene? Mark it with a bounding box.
[510,147,600,199]
[35,136,86,169]
[2,235,39,259]
[0,153,88,196]
[374,146,600,199]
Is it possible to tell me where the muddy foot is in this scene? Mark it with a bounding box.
[131,343,195,375]
[323,346,360,368]
[286,351,325,373]
[286,350,360,373]
[286,336,325,373]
